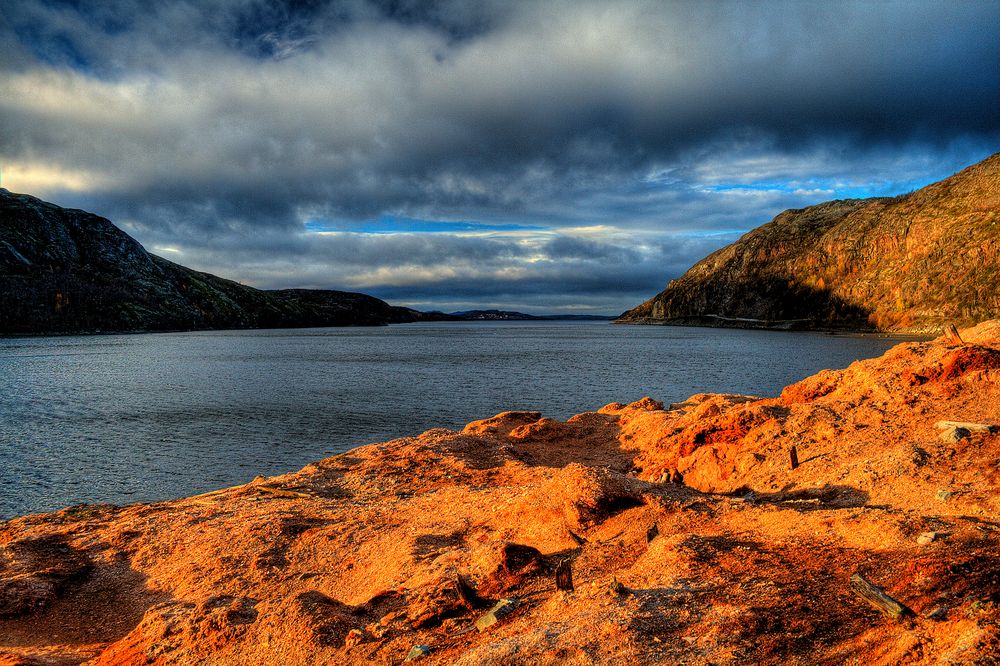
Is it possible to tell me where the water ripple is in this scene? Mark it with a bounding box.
[0,322,899,518]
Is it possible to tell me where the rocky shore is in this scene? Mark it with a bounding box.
[3,322,1000,664]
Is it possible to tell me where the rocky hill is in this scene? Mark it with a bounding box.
[2,321,1000,664]
[0,189,417,334]
[618,153,1000,333]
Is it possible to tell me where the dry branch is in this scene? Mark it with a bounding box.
[850,573,912,620]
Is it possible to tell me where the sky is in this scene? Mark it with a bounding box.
[0,1,997,315]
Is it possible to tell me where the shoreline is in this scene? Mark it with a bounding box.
[613,315,944,338]
[2,321,999,664]
[0,317,619,340]
[2,323,900,521]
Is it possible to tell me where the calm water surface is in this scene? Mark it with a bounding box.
[0,322,901,518]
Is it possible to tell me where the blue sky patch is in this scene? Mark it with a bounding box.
[305,215,547,235]
[704,175,941,200]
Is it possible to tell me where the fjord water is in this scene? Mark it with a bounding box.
[0,322,900,518]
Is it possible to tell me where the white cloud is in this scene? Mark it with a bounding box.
[0,0,995,312]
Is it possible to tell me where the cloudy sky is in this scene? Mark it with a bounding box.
[1,1,997,314]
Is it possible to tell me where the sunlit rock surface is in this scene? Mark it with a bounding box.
[619,153,1000,333]
[2,322,1000,664]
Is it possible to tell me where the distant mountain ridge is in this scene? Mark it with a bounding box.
[448,310,614,321]
[0,189,418,334]
[617,152,1000,333]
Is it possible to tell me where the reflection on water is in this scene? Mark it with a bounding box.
[0,322,901,517]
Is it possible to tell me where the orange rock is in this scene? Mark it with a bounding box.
[550,464,646,529]
[2,321,1000,663]
[462,411,542,437]
[467,542,543,597]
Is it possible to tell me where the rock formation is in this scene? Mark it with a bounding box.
[618,152,1000,333]
[0,190,418,334]
[3,321,1000,664]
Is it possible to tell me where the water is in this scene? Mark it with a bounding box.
[0,322,902,518]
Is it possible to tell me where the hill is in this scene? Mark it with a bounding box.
[618,153,1000,332]
[0,190,417,334]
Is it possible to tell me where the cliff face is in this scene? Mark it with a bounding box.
[0,190,416,334]
[2,322,1000,664]
[618,153,1000,332]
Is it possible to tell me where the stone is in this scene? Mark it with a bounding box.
[924,606,948,621]
[405,574,476,629]
[916,532,937,545]
[405,645,432,661]
[935,489,953,502]
[468,542,542,597]
[551,464,645,529]
[344,629,364,649]
[645,524,659,543]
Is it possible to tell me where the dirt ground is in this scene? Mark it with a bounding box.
[3,321,1000,665]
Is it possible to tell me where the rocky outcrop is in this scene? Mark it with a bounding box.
[0,189,418,334]
[2,321,1000,663]
[618,152,1000,333]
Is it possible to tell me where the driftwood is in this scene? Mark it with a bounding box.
[475,598,519,632]
[555,559,574,591]
[934,421,998,434]
[850,573,912,620]
[184,482,314,506]
[941,427,970,443]
[790,446,800,470]
[944,324,965,345]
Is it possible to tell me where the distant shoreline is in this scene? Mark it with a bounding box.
[614,315,940,338]
[0,314,618,338]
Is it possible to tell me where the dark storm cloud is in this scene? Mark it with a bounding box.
[0,0,997,312]
[158,226,730,314]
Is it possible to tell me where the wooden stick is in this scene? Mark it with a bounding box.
[934,420,998,434]
[850,573,912,620]
[475,598,519,632]
[790,446,799,470]
[555,559,574,591]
